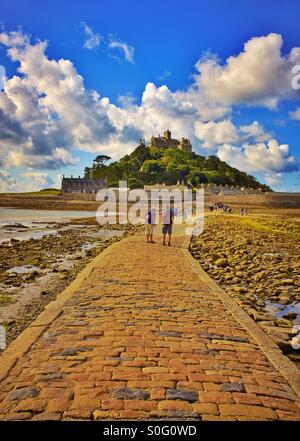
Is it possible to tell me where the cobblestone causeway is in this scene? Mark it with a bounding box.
[0,230,299,421]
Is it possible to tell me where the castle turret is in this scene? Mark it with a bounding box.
[163,130,171,140]
[179,137,192,153]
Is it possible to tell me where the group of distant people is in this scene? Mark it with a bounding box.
[208,201,249,216]
[208,201,233,213]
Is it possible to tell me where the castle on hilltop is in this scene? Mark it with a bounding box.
[147,130,192,153]
[61,131,192,194]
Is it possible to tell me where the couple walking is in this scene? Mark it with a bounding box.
[145,206,174,246]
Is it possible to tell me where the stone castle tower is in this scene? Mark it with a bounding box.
[149,130,192,152]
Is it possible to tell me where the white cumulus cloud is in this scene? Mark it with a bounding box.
[194,119,272,149]
[239,121,272,142]
[194,120,239,148]
[262,172,284,187]
[218,139,298,174]
[23,172,54,188]
[194,33,300,108]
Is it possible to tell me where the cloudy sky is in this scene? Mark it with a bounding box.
[0,0,299,192]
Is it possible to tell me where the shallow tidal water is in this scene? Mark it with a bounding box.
[0,207,95,222]
[0,207,96,243]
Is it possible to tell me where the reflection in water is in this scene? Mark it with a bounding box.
[265,300,300,324]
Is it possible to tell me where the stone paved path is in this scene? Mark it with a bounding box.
[0,229,300,421]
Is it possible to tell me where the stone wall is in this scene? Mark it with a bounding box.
[60,191,300,207]
[205,192,300,208]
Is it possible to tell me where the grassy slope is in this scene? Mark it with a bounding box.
[0,189,61,196]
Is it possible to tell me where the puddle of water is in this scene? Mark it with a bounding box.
[7,265,40,274]
[31,229,57,240]
[265,300,300,324]
[0,228,58,244]
[81,243,95,251]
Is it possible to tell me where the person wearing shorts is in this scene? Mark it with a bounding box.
[145,209,156,243]
[162,206,174,246]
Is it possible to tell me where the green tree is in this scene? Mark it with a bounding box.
[84,166,91,178]
[130,145,151,164]
[141,160,163,174]
[93,155,111,166]
[188,171,208,187]
[206,155,221,170]
[128,177,144,189]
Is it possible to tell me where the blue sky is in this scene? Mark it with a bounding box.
[0,0,299,191]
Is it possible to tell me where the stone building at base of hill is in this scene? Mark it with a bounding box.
[61,176,107,193]
[149,130,192,152]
